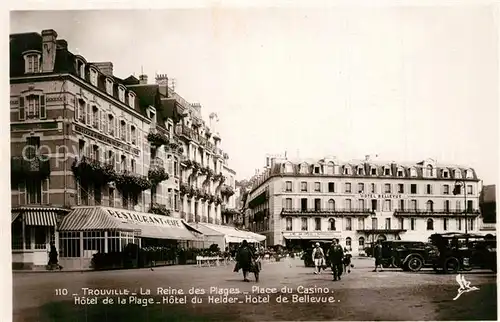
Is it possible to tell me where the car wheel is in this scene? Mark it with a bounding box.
[407,256,424,272]
[443,257,460,274]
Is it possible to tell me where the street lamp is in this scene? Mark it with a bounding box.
[453,180,468,234]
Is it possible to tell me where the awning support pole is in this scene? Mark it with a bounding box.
[22,213,26,251]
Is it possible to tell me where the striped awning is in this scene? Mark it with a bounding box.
[24,211,58,226]
[59,207,135,231]
[12,211,20,223]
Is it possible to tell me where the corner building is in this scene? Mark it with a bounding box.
[245,155,483,255]
[9,29,244,270]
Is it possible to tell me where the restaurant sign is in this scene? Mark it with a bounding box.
[107,210,182,228]
[360,194,408,199]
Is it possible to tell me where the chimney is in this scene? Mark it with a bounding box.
[92,62,114,76]
[41,29,57,73]
[155,74,168,96]
[56,39,67,50]
[365,155,370,162]
[139,74,148,84]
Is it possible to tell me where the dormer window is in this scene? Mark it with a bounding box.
[105,78,113,95]
[397,168,404,177]
[442,169,449,178]
[410,167,417,177]
[128,92,135,109]
[371,167,377,176]
[465,169,473,179]
[23,51,41,74]
[148,107,157,123]
[384,167,391,176]
[357,166,364,175]
[284,163,293,173]
[300,164,309,174]
[426,165,434,177]
[314,166,321,174]
[343,166,351,175]
[454,169,462,179]
[90,68,98,86]
[118,86,126,103]
[75,58,86,78]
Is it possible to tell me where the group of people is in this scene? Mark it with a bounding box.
[311,239,353,281]
[233,240,263,282]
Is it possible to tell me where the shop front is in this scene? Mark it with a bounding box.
[282,231,345,251]
[57,206,203,270]
[195,223,266,250]
[11,207,69,270]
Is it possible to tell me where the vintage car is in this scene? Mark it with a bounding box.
[428,233,497,274]
[378,240,429,268]
[392,242,440,272]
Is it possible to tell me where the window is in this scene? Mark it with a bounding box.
[410,218,416,230]
[345,199,352,210]
[384,184,391,193]
[426,165,433,177]
[358,218,365,230]
[120,121,126,141]
[358,199,365,210]
[315,218,321,231]
[467,200,473,212]
[326,163,334,175]
[467,185,473,195]
[456,200,461,212]
[399,218,404,229]
[426,218,434,230]
[384,167,390,175]
[328,199,335,211]
[443,185,449,195]
[454,169,462,179]
[328,218,336,231]
[444,200,450,212]
[128,93,135,109]
[285,181,292,192]
[443,218,448,231]
[345,218,352,231]
[120,155,127,172]
[456,218,462,230]
[442,170,449,178]
[328,182,335,193]
[301,218,308,231]
[284,163,293,173]
[397,169,404,177]
[410,184,417,194]
[371,218,378,229]
[286,218,292,231]
[426,184,432,194]
[383,199,391,212]
[24,53,41,73]
[371,183,376,193]
[371,199,378,211]
[358,183,364,193]
[25,136,40,159]
[26,179,42,204]
[118,86,126,102]
[345,183,351,193]
[467,218,474,231]
[410,168,417,177]
[314,198,321,211]
[90,68,98,86]
[19,94,46,120]
[411,199,417,211]
[300,198,307,211]
[92,106,99,128]
[314,182,321,192]
[358,237,365,249]
[76,59,85,78]
[466,170,473,179]
[357,166,363,175]
[371,168,377,175]
[130,159,136,173]
[345,237,352,250]
[300,182,307,192]
[314,166,321,174]
[385,218,391,229]
[300,164,308,174]
[105,78,113,95]
[398,199,405,211]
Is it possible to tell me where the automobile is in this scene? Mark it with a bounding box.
[301,240,332,268]
[392,242,440,272]
[378,240,430,268]
[428,232,497,274]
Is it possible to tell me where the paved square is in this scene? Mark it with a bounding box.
[13,258,497,321]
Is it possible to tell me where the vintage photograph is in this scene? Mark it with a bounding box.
[9,4,498,322]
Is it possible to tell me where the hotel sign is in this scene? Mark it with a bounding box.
[360,194,408,199]
[283,232,342,238]
[74,124,140,156]
[107,210,183,228]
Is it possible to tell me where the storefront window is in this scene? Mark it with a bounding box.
[83,231,105,254]
[34,227,47,249]
[59,232,81,257]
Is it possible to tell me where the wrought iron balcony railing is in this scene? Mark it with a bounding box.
[393,209,480,216]
[281,208,374,216]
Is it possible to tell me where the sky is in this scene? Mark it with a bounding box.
[9,6,499,184]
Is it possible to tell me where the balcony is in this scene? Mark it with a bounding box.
[11,155,51,182]
[393,209,481,217]
[176,125,194,141]
[280,208,374,216]
[150,157,164,168]
[147,129,170,148]
[149,203,171,216]
[148,158,169,185]
[71,156,115,185]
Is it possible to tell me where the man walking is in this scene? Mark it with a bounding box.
[327,239,344,281]
[372,240,384,272]
[311,243,325,275]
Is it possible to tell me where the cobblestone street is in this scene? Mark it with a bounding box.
[13,257,497,321]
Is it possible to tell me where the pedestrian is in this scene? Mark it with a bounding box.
[327,239,344,281]
[235,240,259,282]
[47,242,62,271]
[343,247,353,273]
[372,240,384,272]
[311,242,325,275]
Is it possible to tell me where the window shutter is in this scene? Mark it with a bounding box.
[115,151,120,172]
[18,181,26,205]
[126,124,131,142]
[19,97,25,121]
[282,181,285,192]
[86,103,91,125]
[168,159,173,174]
[41,179,49,204]
[98,110,102,131]
[40,95,46,119]
[74,99,79,121]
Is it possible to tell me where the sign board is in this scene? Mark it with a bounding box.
[107,209,183,228]
[359,194,408,199]
[283,231,343,238]
[74,124,140,156]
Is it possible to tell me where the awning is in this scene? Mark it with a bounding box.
[59,207,200,240]
[226,236,246,243]
[12,211,20,223]
[196,223,266,244]
[24,211,58,226]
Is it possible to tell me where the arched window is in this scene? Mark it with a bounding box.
[410,167,417,177]
[328,218,336,231]
[426,218,434,230]
[328,199,335,211]
[346,237,352,250]
[358,237,365,249]
[465,169,473,179]
[426,165,433,177]
[426,200,434,212]
[454,169,462,179]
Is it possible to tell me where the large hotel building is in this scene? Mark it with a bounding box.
[245,154,485,254]
[9,29,256,270]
